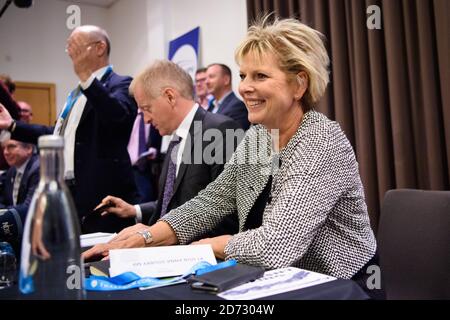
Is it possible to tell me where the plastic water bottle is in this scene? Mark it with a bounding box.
[19,135,85,299]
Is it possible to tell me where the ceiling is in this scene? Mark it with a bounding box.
[56,0,118,9]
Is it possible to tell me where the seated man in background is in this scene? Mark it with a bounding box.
[0,139,39,256]
[17,101,32,123]
[95,60,243,239]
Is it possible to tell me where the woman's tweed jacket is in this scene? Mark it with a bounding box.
[162,111,376,278]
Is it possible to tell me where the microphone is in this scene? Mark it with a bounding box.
[14,0,32,8]
[0,0,33,19]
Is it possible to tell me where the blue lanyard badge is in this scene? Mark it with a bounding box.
[85,259,237,291]
[59,88,82,121]
[102,65,113,81]
[58,65,113,122]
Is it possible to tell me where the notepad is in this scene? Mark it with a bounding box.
[218,267,336,300]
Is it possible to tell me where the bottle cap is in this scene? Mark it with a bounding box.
[38,135,64,149]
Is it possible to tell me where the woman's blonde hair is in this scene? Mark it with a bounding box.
[235,15,330,111]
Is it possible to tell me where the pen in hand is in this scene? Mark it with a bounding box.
[92,201,114,216]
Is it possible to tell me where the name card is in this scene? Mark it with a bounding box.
[109,244,217,278]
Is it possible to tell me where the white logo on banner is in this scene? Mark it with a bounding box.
[171,44,198,82]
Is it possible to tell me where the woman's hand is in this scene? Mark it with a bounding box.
[82,223,149,261]
[190,235,232,260]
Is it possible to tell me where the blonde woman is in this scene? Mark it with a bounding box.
[85,16,377,285]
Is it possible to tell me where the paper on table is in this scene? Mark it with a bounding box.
[109,244,217,278]
[80,232,116,248]
[218,267,336,300]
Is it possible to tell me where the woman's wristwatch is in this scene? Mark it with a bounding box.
[137,229,153,246]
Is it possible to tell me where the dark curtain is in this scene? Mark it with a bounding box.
[247,0,450,232]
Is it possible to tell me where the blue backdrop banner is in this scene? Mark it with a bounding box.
[168,27,200,82]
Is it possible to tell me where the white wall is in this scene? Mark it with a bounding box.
[0,0,108,111]
[167,0,248,93]
[0,0,248,113]
[105,0,149,77]
[108,0,248,93]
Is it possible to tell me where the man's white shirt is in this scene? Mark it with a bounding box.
[56,66,109,180]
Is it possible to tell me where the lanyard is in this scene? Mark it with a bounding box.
[85,259,237,291]
[60,88,82,121]
[58,65,113,121]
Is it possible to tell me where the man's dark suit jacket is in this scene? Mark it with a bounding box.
[140,107,242,237]
[211,92,250,130]
[0,154,39,251]
[10,71,138,233]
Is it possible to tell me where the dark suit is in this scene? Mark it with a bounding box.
[0,154,39,254]
[11,71,138,233]
[140,107,241,237]
[133,124,162,203]
[209,92,250,130]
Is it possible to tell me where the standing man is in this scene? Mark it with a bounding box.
[94,60,240,238]
[0,25,137,233]
[206,63,250,130]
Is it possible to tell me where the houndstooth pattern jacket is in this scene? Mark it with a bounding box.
[162,111,376,279]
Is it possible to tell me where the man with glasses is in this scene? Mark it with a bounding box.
[0,139,39,255]
[0,25,138,233]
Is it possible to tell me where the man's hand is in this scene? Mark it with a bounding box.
[110,223,149,242]
[82,243,110,261]
[66,33,95,82]
[191,235,232,260]
[147,147,158,160]
[82,221,180,261]
[95,195,136,218]
[0,104,13,130]
[82,223,149,261]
